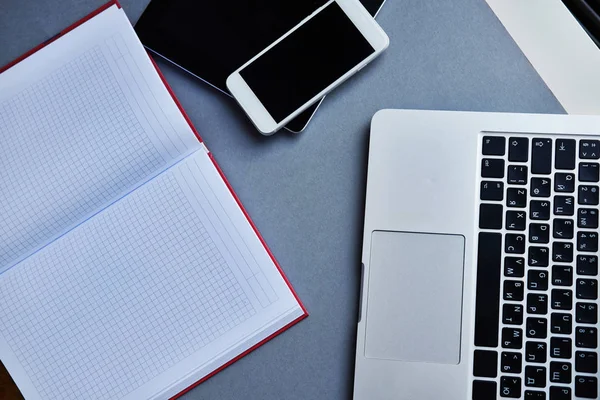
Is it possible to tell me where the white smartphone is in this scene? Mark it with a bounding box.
[226,0,389,135]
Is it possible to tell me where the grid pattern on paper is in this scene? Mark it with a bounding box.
[0,45,166,268]
[0,172,256,400]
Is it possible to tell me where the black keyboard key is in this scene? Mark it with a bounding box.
[481,181,504,201]
[505,234,526,254]
[552,265,573,286]
[483,136,506,155]
[549,386,571,400]
[508,165,527,184]
[474,233,502,347]
[576,302,598,324]
[473,350,498,377]
[526,341,547,363]
[529,246,549,267]
[579,139,600,159]
[529,223,549,243]
[550,362,572,384]
[473,380,497,400]
[502,327,523,349]
[531,177,551,197]
[504,280,524,301]
[575,327,597,348]
[503,304,523,325]
[482,158,505,178]
[532,138,552,174]
[575,376,597,399]
[526,317,547,339]
[576,278,598,299]
[551,313,572,335]
[479,204,503,229]
[525,365,546,387]
[553,196,574,216]
[525,390,546,400]
[577,208,598,228]
[528,293,548,314]
[575,351,597,373]
[553,219,574,239]
[579,162,600,182]
[555,173,575,193]
[577,255,598,276]
[500,376,521,398]
[501,351,522,374]
[555,139,576,170]
[508,137,528,161]
[528,270,548,291]
[552,242,573,263]
[550,337,572,359]
[530,200,550,220]
[506,188,527,207]
[504,257,525,277]
[578,185,599,205]
[577,231,598,252]
[506,211,526,230]
[552,289,573,310]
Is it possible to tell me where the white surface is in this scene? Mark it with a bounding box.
[355,109,600,400]
[0,5,303,400]
[226,0,389,135]
[365,231,465,364]
[486,0,600,115]
[0,4,200,272]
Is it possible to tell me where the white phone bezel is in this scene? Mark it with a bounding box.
[226,0,389,135]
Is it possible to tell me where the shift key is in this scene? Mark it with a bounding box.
[532,138,552,174]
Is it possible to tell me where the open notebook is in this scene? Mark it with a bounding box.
[0,2,306,399]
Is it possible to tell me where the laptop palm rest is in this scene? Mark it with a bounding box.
[364,231,465,364]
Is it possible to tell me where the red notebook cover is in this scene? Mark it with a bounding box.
[0,1,307,398]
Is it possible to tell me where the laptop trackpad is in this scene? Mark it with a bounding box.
[364,231,465,364]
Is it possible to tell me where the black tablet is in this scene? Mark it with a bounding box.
[135,0,385,132]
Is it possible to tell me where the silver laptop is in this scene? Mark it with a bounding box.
[354,110,599,400]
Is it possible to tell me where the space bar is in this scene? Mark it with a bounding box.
[474,232,502,347]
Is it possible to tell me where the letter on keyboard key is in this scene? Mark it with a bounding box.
[550,337,572,359]
[555,139,576,170]
[551,289,572,310]
[525,365,546,387]
[550,361,572,383]
[473,380,497,400]
[525,341,547,363]
[506,188,527,207]
[474,233,501,347]
[505,234,526,254]
[550,386,571,400]
[550,313,572,335]
[502,327,523,349]
[555,172,575,192]
[532,138,552,174]
[575,376,597,399]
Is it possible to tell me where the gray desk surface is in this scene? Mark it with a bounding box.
[0,0,565,399]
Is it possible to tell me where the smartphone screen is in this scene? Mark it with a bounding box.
[239,2,375,123]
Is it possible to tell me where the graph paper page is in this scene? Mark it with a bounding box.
[0,5,201,272]
[0,151,303,400]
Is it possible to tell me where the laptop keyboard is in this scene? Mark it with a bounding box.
[473,135,599,399]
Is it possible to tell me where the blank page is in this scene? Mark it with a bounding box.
[0,5,200,271]
[0,151,303,400]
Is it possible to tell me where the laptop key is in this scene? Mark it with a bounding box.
[508,165,527,184]
[551,289,572,310]
[550,313,572,335]
[575,376,597,399]
[508,137,528,161]
[579,162,599,182]
[524,390,546,400]
[505,234,525,254]
[575,327,597,348]
[473,380,497,400]
[575,351,597,373]
[554,172,575,192]
[530,200,550,220]
[528,293,548,314]
[550,337,572,359]
[532,138,552,174]
[577,208,598,228]
[479,204,503,229]
[555,139,576,169]
[526,341,547,363]
[501,351,522,374]
[579,139,600,159]
[528,270,548,291]
[553,196,574,216]
[576,279,597,299]
[576,255,598,275]
[526,317,547,339]
[500,376,521,398]
[506,188,527,207]
[552,242,573,263]
[529,246,549,266]
[553,219,574,239]
[502,327,523,349]
[551,265,573,287]
[482,158,505,178]
[481,181,504,201]
[549,362,572,384]
[474,233,501,347]
[506,211,526,230]
[525,365,547,387]
[483,136,506,155]
[578,185,599,205]
[503,304,523,325]
[504,257,525,277]
[576,302,597,324]
[531,177,551,197]
[529,223,549,243]
[549,386,571,400]
[473,350,498,377]
[577,231,598,252]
